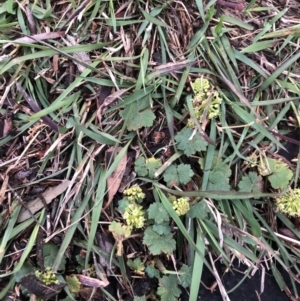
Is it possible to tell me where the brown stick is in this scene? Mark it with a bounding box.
[217,0,245,11]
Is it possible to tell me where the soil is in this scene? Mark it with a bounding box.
[196,259,297,301]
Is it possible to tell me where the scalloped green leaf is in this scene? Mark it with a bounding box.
[175,128,207,156]
[163,163,194,187]
[143,226,176,255]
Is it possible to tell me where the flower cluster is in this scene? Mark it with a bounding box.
[146,157,160,164]
[35,267,59,286]
[121,186,146,229]
[123,186,145,203]
[192,77,210,97]
[276,188,300,217]
[123,203,145,229]
[188,78,222,126]
[170,197,190,216]
[207,91,222,119]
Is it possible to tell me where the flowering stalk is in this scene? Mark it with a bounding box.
[188,78,222,127]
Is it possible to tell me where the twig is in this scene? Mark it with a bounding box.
[15,81,59,132]
[0,174,46,231]
[217,0,245,11]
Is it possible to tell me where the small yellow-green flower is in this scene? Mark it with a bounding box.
[35,267,59,286]
[123,203,145,229]
[276,189,300,217]
[146,157,160,164]
[171,197,190,216]
[124,186,145,203]
[192,78,210,95]
[207,91,222,119]
[189,78,222,126]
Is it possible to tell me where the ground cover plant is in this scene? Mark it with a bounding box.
[0,0,300,300]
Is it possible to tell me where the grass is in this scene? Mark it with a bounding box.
[0,0,300,300]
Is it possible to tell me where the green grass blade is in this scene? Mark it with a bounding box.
[241,39,280,53]
[140,8,171,29]
[189,228,205,301]
[0,203,22,263]
[259,51,300,90]
[52,149,97,272]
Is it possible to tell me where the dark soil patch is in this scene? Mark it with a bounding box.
[197,259,297,301]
